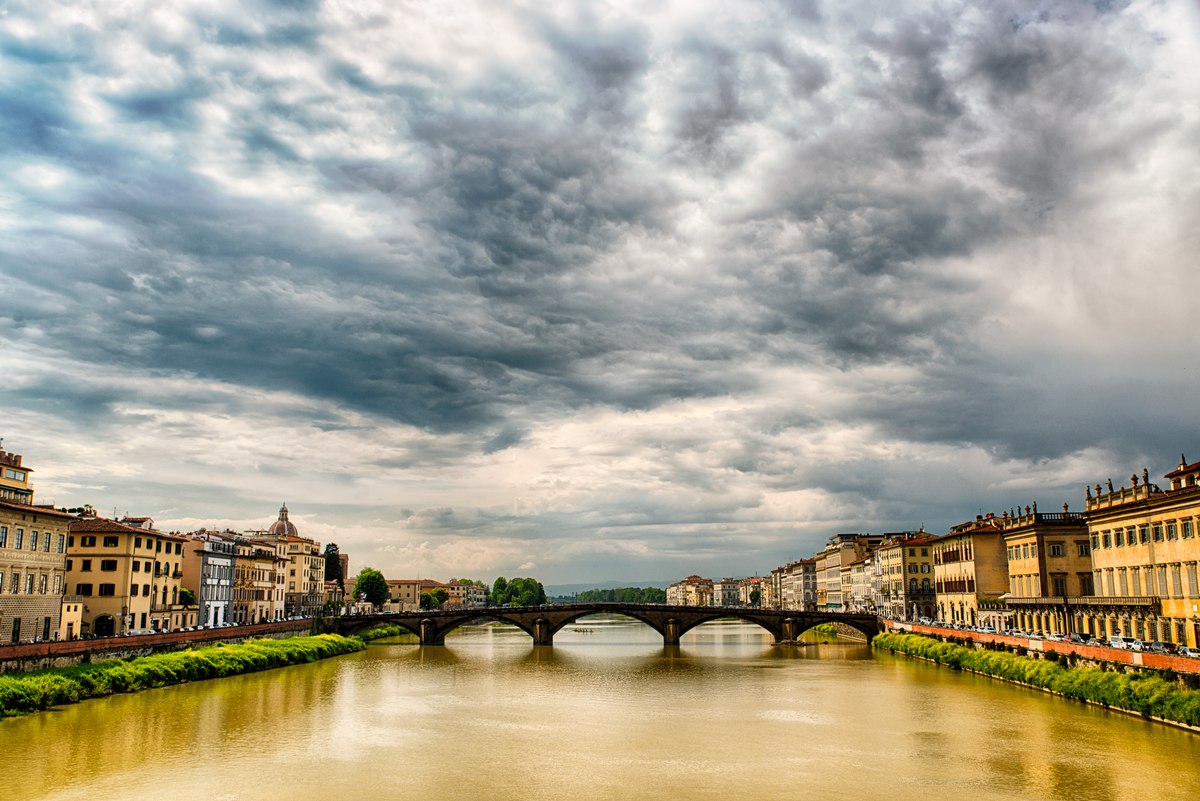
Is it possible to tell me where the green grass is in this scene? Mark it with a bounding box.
[0,634,364,719]
[356,624,414,642]
[873,632,1200,728]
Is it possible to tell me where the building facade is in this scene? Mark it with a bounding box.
[0,447,74,643]
[876,535,936,620]
[932,515,1007,627]
[66,516,194,635]
[183,529,237,627]
[1076,457,1200,646]
[1001,504,1092,636]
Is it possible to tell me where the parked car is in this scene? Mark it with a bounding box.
[1063,633,1086,644]
[1143,641,1173,654]
[1177,646,1200,658]
[1109,636,1136,649]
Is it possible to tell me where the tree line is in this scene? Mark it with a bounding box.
[574,587,666,604]
[348,569,547,609]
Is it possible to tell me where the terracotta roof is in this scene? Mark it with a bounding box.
[0,499,75,519]
[70,516,185,540]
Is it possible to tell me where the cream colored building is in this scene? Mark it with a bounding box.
[932,515,1008,627]
[235,537,286,623]
[1001,503,1092,636]
[666,575,712,606]
[0,447,74,643]
[1078,456,1200,646]
[66,515,194,635]
[876,534,936,620]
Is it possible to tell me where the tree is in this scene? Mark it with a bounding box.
[179,588,196,606]
[431,587,449,606]
[420,591,439,610]
[749,589,761,608]
[354,567,389,607]
[489,576,545,607]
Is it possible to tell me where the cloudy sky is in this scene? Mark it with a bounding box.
[1,1,1197,586]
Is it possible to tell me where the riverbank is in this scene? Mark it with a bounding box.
[0,633,364,719]
[873,631,1200,730]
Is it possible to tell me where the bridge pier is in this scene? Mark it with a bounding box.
[781,617,799,642]
[533,618,553,646]
[420,618,445,646]
[664,618,681,646]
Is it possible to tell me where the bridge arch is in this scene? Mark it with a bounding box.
[325,604,878,646]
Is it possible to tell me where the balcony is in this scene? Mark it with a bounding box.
[1007,595,1160,611]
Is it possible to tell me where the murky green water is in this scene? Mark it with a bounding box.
[3,616,1197,800]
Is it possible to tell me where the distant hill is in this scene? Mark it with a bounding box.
[546,580,669,597]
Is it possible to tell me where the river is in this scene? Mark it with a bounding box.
[3,616,1197,800]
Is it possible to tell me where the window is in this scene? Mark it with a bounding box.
[76,583,93,596]
[1167,522,1178,540]
[1131,568,1141,596]
[81,560,92,572]
[43,534,50,552]
[135,537,142,549]
[25,574,33,593]
[53,576,62,594]
[1049,542,1064,557]
[1091,534,1100,550]
[15,529,23,549]
[81,536,96,547]
[1139,526,1149,544]
[98,584,115,597]
[1158,567,1169,596]
[1052,575,1067,596]
[0,526,5,547]
[10,572,19,593]
[142,584,149,595]
[144,561,151,572]
[1077,541,1090,557]
[1114,529,1124,547]
[1184,520,1195,539]
[1079,574,1094,596]
[66,559,73,571]
[103,536,119,547]
[921,548,929,556]
[131,584,139,597]
[1153,524,1164,542]
[38,575,47,594]
[30,531,39,550]
[100,560,118,572]
[1117,570,1127,595]
[1188,563,1198,597]
[132,561,140,573]
[1171,565,1183,597]
[1102,532,1111,548]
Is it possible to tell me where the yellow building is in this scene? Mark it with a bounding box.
[1078,456,1200,646]
[876,534,936,620]
[932,514,1008,627]
[66,516,195,635]
[1001,503,1092,636]
[666,575,712,606]
[235,537,286,623]
[0,447,75,643]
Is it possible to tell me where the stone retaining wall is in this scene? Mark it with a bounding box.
[0,620,312,674]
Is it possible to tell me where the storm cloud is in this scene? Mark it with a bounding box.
[1,0,1197,583]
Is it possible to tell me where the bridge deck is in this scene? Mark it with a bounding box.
[323,603,880,646]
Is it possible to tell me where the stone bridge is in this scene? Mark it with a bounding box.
[319,603,880,646]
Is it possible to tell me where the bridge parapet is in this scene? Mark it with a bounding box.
[323,604,879,647]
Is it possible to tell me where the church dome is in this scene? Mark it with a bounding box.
[268,503,299,537]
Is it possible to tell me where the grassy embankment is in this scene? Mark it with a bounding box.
[0,633,364,719]
[873,631,1200,728]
